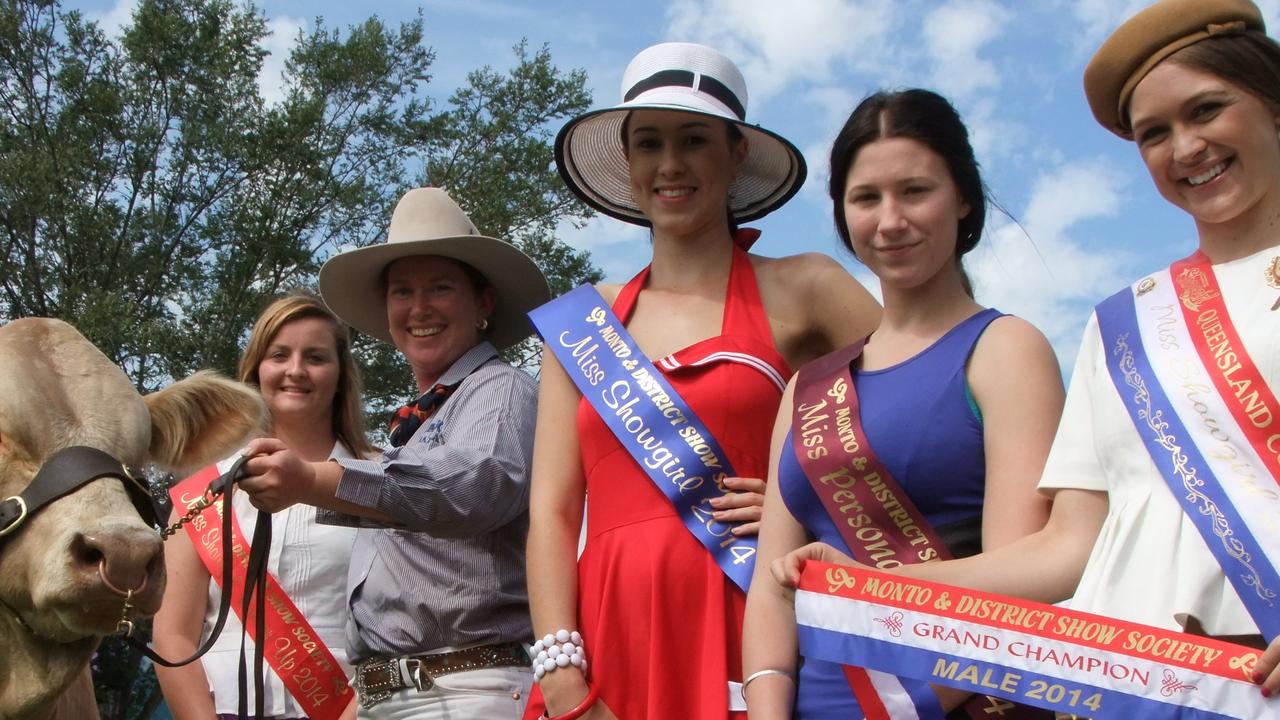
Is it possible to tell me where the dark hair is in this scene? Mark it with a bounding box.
[1160,30,1280,115]
[828,89,988,284]
[620,111,745,234]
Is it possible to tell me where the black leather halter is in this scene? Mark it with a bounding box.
[1,446,273,719]
[0,446,154,549]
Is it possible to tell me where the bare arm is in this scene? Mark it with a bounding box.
[526,348,615,719]
[800,253,882,357]
[967,316,1064,549]
[773,487,1108,603]
[152,507,216,720]
[743,380,808,718]
[757,253,882,369]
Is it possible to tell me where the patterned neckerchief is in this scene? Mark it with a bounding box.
[387,383,456,447]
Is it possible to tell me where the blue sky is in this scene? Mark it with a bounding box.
[76,0,1280,369]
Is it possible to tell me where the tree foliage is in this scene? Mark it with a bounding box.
[0,0,599,404]
[0,0,600,715]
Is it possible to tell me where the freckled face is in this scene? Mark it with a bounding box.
[842,136,970,291]
[1129,61,1280,229]
[385,255,496,391]
[625,109,747,238]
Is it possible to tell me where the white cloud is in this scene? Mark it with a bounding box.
[1068,0,1280,61]
[967,157,1133,365]
[89,0,302,108]
[259,15,305,106]
[1257,0,1280,31]
[663,0,898,103]
[556,215,651,283]
[89,0,137,38]
[1069,0,1151,45]
[922,0,1012,100]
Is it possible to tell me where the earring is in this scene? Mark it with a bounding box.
[476,318,489,331]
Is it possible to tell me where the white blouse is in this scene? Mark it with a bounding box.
[200,443,358,716]
[1039,246,1280,637]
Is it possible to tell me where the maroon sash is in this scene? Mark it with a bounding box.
[791,343,1049,719]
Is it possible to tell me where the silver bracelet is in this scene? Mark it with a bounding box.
[740,668,796,700]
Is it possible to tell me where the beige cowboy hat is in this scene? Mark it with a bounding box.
[556,42,807,226]
[318,187,550,350]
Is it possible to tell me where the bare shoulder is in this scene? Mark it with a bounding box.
[973,315,1056,359]
[752,252,849,286]
[970,315,1062,386]
[751,251,864,304]
[594,282,623,304]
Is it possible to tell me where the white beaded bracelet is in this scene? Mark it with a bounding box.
[531,629,587,681]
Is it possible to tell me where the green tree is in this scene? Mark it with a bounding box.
[0,0,599,715]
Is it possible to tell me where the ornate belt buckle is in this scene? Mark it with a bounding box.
[354,658,398,709]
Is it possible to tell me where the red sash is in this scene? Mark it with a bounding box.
[791,344,1047,719]
[1171,252,1280,488]
[171,465,352,719]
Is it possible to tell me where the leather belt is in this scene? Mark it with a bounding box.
[353,641,529,708]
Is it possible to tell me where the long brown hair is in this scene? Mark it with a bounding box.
[238,293,375,457]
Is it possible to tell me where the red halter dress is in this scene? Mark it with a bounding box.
[526,246,790,719]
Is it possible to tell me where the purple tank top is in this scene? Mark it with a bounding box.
[779,308,1004,719]
[780,307,1004,545]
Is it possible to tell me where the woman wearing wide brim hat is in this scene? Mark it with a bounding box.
[773,0,1280,706]
[319,186,550,356]
[239,187,549,717]
[526,43,882,720]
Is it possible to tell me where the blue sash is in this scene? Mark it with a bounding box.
[528,285,758,591]
[1096,286,1280,640]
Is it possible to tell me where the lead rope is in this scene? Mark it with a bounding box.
[123,455,271,719]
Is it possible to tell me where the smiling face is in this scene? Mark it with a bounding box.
[842,136,970,291]
[1129,60,1280,235]
[256,316,340,429]
[624,109,747,239]
[385,255,496,391]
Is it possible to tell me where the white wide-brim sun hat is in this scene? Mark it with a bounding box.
[555,42,807,226]
[318,187,550,351]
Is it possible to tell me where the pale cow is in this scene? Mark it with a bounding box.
[0,318,265,720]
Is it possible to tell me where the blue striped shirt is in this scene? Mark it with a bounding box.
[319,342,536,659]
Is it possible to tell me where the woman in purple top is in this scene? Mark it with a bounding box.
[741,89,1066,718]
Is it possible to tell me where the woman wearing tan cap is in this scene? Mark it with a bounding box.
[773,0,1280,700]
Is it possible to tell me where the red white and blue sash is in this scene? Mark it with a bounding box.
[529,285,758,591]
[791,344,1045,720]
[1095,254,1280,641]
[795,562,1274,718]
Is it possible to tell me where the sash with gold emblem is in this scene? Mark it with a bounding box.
[791,344,1050,720]
[1095,252,1280,641]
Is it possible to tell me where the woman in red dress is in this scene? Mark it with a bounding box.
[525,42,881,720]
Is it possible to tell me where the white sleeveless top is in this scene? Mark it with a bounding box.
[200,443,358,716]
[1040,246,1280,637]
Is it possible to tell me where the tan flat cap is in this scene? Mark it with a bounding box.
[1084,0,1264,138]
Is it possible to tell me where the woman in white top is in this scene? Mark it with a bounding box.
[773,0,1280,698]
[154,293,376,719]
